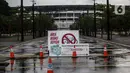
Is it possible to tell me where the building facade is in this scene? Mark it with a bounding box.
[45,10,101,29]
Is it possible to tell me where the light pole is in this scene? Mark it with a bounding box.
[16,8,20,41]
[32,0,36,39]
[93,0,96,37]
[38,6,42,37]
[107,0,110,40]
[20,0,24,42]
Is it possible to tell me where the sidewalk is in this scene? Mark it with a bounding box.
[0,36,47,64]
[0,36,33,49]
[0,36,47,58]
[97,34,130,46]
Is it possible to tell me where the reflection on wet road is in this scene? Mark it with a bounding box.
[4,56,130,73]
[6,58,48,73]
[0,37,130,73]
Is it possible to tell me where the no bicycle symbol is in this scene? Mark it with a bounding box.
[62,33,78,44]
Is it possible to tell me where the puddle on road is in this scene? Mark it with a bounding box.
[52,57,130,73]
[1,53,130,73]
[1,37,130,73]
[4,58,48,73]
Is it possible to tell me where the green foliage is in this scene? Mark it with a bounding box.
[35,14,57,31]
[0,0,10,15]
[111,10,130,35]
[96,4,130,36]
[35,14,57,36]
[0,0,11,37]
[71,4,130,36]
[0,5,57,37]
[70,14,94,35]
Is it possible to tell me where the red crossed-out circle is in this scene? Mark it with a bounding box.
[62,33,77,44]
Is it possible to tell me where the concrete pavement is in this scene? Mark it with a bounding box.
[0,36,47,62]
[97,34,130,46]
[82,34,130,48]
[0,36,33,48]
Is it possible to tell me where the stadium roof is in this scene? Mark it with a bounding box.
[13,5,94,12]
[12,5,130,12]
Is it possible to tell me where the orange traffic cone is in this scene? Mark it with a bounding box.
[72,51,77,58]
[47,57,53,73]
[10,46,15,59]
[72,46,77,58]
[104,44,108,57]
[39,45,44,58]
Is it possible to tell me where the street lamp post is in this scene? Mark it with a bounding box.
[38,6,42,37]
[32,0,35,39]
[20,0,24,41]
[107,0,110,40]
[94,0,96,37]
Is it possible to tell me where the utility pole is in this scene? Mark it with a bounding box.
[32,0,35,39]
[107,0,110,40]
[94,0,96,37]
[39,7,42,37]
[20,0,24,41]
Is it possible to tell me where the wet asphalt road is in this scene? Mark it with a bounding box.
[1,36,130,73]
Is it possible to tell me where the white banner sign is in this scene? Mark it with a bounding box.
[48,30,79,56]
[61,44,89,56]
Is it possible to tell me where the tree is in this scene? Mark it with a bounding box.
[113,9,130,36]
[96,4,115,39]
[97,4,130,37]
[35,14,57,37]
[70,14,94,36]
[0,0,10,37]
[0,0,10,15]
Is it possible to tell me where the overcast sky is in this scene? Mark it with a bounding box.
[6,0,130,7]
